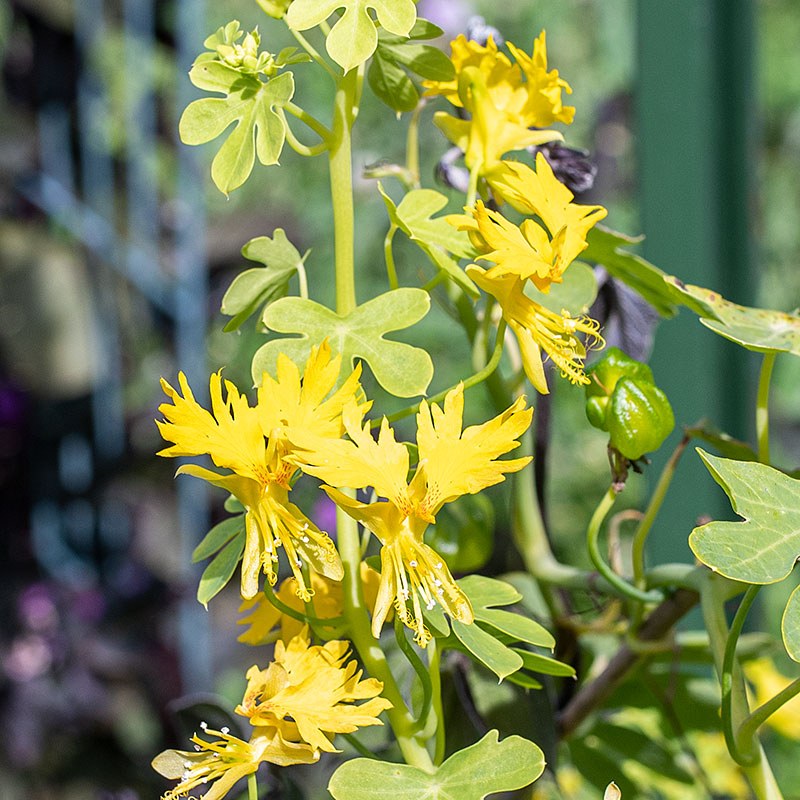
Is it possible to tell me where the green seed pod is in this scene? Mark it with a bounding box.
[585,347,674,459]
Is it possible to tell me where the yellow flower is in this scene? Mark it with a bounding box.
[744,657,800,740]
[237,562,385,644]
[152,724,317,800]
[236,627,392,753]
[423,32,574,175]
[467,266,603,394]
[488,153,607,268]
[291,385,532,646]
[157,341,366,600]
[423,32,574,129]
[449,200,566,293]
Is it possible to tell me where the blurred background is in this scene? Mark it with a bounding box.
[1,0,799,797]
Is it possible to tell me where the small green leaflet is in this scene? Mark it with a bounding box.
[192,515,244,563]
[451,575,556,681]
[689,450,800,661]
[327,730,545,800]
[252,288,433,397]
[286,0,416,74]
[664,279,800,355]
[179,63,294,195]
[221,229,306,331]
[379,184,479,297]
[368,20,455,112]
[197,529,245,607]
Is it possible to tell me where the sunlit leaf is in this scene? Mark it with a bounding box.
[221,229,305,331]
[252,289,433,397]
[328,730,544,800]
[452,618,523,681]
[286,0,417,73]
[528,261,598,317]
[689,449,800,584]
[782,586,800,663]
[180,69,294,195]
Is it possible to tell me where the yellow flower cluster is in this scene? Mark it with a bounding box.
[157,341,368,601]
[291,383,532,646]
[423,32,574,175]
[153,628,391,799]
[426,31,607,393]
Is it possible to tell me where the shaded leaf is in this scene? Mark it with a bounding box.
[286,0,416,73]
[252,289,433,397]
[422,603,450,638]
[512,649,576,678]
[368,51,418,113]
[457,574,522,608]
[583,225,681,318]
[192,515,244,563]
[197,532,245,606]
[328,730,544,800]
[685,418,758,462]
[221,229,305,331]
[425,494,494,573]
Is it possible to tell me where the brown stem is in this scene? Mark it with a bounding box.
[557,587,699,737]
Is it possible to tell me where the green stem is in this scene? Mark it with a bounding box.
[393,614,433,728]
[429,639,445,765]
[756,352,776,464]
[330,69,358,315]
[248,772,258,800]
[384,225,399,290]
[336,504,434,771]
[420,270,448,293]
[738,677,800,753]
[700,572,784,800]
[466,162,480,208]
[296,256,309,300]
[378,320,507,427]
[285,101,332,141]
[341,732,382,760]
[289,27,337,80]
[262,581,345,634]
[406,102,424,189]
[631,434,689,589]
[586,487,663,604]
[280,111,329,157]
[722,584,761,765]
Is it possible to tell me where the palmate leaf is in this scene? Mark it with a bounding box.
[379,184,479,296]
[689,450,800,660]
[664,278,800,355]
[286,0,416,73]
[221,229,306,331]
[179,64,294,195]
[251,289,433,397]
[328,730,544,800]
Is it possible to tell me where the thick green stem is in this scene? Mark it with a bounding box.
[330,69,358,315]
[701,573,784,800]
[722,584,761,765]
[586,487,663,604]
[406,102,424,189]
[337,505,433,771]
[285,101,332,141]
[756,352,776,464]
[632,434,689,589]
